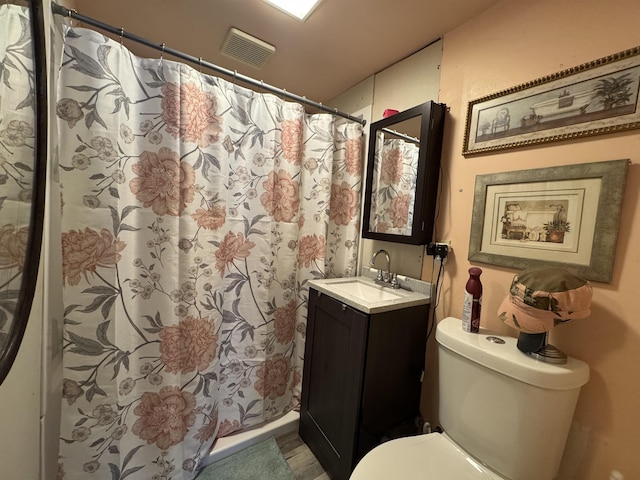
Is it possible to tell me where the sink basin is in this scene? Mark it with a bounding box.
[330,279,402,302]
[308,276,430,314]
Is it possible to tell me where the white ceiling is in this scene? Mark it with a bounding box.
[74,0,501,103]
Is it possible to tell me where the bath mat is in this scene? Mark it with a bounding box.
[196,436,296,480]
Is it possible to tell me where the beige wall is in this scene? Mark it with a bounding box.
[422,0,640,478]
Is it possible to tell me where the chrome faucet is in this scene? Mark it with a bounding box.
[369,249,400,288]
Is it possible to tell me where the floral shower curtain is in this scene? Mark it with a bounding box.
[369,135,419,235]
[0,5,34,348]
[56,27,362,480]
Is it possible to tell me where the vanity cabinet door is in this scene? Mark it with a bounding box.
[357,303,429,458]
[300,288,430,480]
[300,289,368,480]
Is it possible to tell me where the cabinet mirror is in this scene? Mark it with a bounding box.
[0,0,47,385]
[362,101,445,245]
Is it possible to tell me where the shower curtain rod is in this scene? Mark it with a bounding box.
[51,3,366,126]
[381,127,420,143]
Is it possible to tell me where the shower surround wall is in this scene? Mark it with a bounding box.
[55,26,362,479]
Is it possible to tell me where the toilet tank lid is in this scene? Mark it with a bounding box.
[435,317,589,390]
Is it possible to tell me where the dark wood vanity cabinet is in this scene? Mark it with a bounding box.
[299,288,429,480]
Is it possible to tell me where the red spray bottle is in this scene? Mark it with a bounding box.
[462,267,482,333]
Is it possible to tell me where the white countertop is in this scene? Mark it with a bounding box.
[308,275,431,314]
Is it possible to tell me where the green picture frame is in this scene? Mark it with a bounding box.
[468,160,628,283]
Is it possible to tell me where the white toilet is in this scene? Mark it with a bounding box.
[350,316,589,480]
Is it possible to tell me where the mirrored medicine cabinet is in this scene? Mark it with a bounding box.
[0,1,47,385]
[362,101,446,245]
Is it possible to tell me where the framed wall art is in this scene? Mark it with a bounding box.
[468,159,628,283]
[463,46,640,155]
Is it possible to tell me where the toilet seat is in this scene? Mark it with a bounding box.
[349,433,503,479]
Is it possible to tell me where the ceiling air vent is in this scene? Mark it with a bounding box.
[221,28,275,69]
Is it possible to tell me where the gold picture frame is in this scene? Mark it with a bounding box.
[463,46,640,155]
[468,160,628,283]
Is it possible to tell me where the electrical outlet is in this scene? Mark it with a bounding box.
[427,241,451,258]
[427,241,451,265]
[435,243,449,259]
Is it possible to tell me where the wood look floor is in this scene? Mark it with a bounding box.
[276,431,331,480]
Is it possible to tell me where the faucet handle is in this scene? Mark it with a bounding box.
[376,269,384,281]
[390,273,400,289]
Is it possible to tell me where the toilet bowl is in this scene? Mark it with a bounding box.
[350,433,502,479]
[348,317,589,480]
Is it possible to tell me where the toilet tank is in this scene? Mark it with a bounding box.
[435,317,589,480]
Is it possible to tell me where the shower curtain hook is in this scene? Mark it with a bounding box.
[119,28,124,46]
[67,8,77,26]
[160,43,165,62]
[198,57,202,73]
